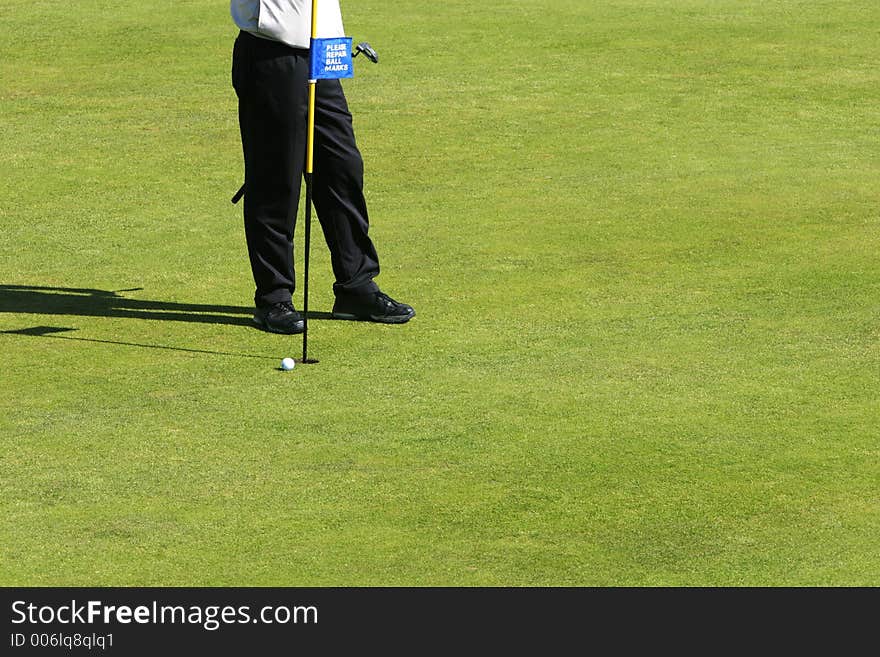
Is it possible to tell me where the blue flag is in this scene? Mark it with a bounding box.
[310,37,354,80]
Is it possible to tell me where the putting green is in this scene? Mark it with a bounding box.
[1,0,878,585]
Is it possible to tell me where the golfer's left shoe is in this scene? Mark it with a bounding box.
[331,290,415,324]
[253,301,305,334]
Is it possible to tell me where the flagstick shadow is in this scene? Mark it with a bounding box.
[0,326,276,361]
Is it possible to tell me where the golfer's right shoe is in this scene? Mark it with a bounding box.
[332,290,415,324]
[253,301,305,334]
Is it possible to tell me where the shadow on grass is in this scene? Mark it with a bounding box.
[0,325,277,360]
[0,284,334,326]
[0,285,333,361]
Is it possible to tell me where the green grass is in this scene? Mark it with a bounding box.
[1,0,878,586]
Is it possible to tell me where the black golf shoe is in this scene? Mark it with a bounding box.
[332,290,415,324]
[253,301,305,334]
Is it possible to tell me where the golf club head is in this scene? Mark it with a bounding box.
[353,42,379,63]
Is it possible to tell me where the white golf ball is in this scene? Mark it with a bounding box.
[280,357,296,371]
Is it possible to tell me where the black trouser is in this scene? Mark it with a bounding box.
[232,30,380,308]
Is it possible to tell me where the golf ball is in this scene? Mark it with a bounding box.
[280,357,296,371]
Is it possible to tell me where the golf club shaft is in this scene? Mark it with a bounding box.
[231,183,245,204]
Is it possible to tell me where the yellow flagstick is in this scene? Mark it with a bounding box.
[301,0,319,364]
[306,0,318,176]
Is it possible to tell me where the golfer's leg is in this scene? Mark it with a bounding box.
[311,79,380,296]
[234,33,310,306]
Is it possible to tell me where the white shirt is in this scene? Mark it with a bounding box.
[231,0,345,49]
